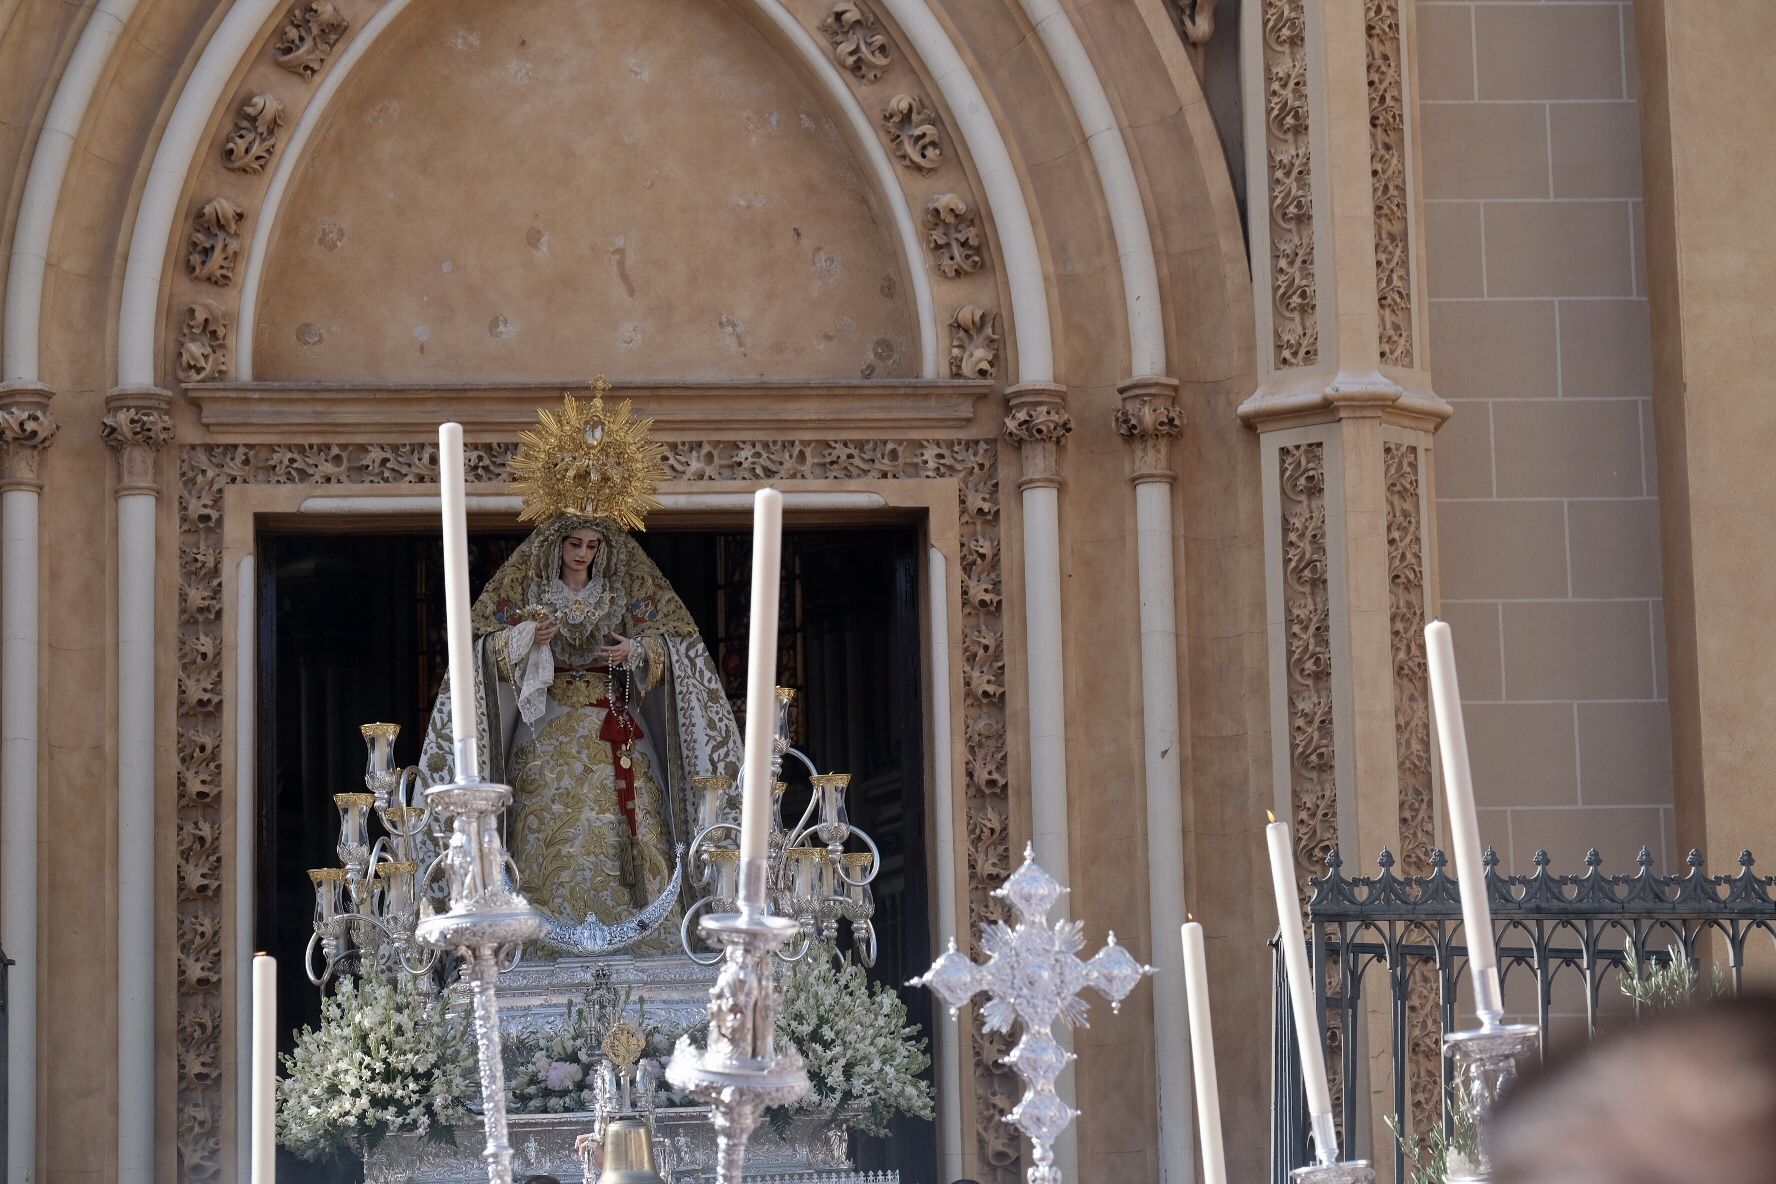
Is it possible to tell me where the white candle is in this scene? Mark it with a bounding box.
[702,780,725,833]
[1266,814,1337,1158]
[1179,921,1227,1184]
[737,488,783,898]
[439,423,476,780]
[1425,620,1502,1019]
[251,953,276,1183]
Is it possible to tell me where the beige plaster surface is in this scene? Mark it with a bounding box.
[1635,0,1776,880]
[254,0,918,383]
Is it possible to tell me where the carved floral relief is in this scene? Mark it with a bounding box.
[924,194,983,278]
[948,305,999,379]
[1264,0,1318,368]
[273,1,349,79]
[174,435,1019,1181]
[187,198,246,287]
[1366,0,1414,366]
[821,1,892,83]
[222,94,287,174]
[1280,442,1334,885]
[177,302,230,384]
[882,94,943,174]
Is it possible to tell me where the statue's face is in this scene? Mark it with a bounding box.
[560,528,601,578]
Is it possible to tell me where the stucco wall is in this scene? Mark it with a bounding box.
[1418,0,1672,874]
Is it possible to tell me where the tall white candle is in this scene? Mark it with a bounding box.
[1425,620,1503,1019]
[1179,921,1227,1184]
[737,488,783,898]
[1266,814,1337,1160]
[439,423,476,780]
[251,953,276,1183]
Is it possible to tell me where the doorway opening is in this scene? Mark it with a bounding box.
[255,521,936,1180]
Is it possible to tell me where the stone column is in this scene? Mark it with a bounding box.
[1112,377,1191,1184]
[999,379,1075,1181]
[0,382,57,1184]
[101,387,173,1184]
[1238,0,1451,1154]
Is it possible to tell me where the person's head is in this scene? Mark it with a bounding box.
[1488,994,1776,1183]
[559,525,601,580]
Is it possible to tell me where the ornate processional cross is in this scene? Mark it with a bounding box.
[912,845,1153,1184]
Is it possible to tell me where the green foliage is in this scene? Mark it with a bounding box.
[1618,939,1725,1013]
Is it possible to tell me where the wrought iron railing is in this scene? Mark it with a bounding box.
[1,942,9,1166]
[1272,846,1776,1183]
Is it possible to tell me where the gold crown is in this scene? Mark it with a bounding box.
[511,377,664,531]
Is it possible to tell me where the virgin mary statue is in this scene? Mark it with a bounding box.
[418,389,741,948]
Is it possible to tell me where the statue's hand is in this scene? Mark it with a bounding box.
[598,633,635,666]
[533,617,561,646]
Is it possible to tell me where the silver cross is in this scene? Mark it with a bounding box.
[912,845,1153,1184]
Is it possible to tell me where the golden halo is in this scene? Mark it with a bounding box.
[510,377,664,531]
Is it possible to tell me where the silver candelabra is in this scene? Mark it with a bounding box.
[682,686,881,966]
[414,731,542,1184]
[306,722,439,985]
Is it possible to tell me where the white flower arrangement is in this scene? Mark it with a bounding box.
[506,996,607,1114]
[506,991,673,1114]
[276,973,478,1161]
[771,954,934,1137]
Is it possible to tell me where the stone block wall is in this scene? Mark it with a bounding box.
[1417,0,1672,873]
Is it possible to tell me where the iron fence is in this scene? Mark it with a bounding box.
[1,942,9,1170]
[1272,845,1776,1183]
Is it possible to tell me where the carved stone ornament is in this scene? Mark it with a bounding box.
[102,390,175,495]
[1166,0,1220,48]
[177,301,230,384]
[1113,380,1184,482]
[821,1,892,83]
[173,436,1019,1181]
[0,385,60,491]
[1366,0,1414,366]
[222,93,287,174]
[1003,383,1072,490]
[187,198,245,287]
[1264,0,1318,368]
[1280,441,1333,886]
[273,1,349,80]
[882,94,942,174]
[948,304,999,379]
[924,194,983,278]
[1384,439,1440,1131]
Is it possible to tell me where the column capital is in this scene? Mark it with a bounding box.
[102,386,176,497]
[0,382,61,492]
[1002,381,1071,490]
[1113,376,1183,484]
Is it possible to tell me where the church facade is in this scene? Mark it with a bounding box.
[0,0,1764,1182]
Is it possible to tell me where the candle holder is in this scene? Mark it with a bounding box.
[305,727,440,985]
[1289,1163,1376,1183]
[416,776,543,1184]
[665,895,810,1184]
[1441,1017,1538,1183]
[682,688,882,967]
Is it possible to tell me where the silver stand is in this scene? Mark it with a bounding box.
[666,860,810,1184]
[1442,1018,1538,1184]
[1290,1163,1377,1183]
[415,761,542,1184]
